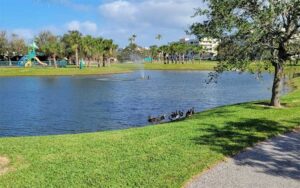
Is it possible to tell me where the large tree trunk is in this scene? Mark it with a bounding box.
[270,62,283,107]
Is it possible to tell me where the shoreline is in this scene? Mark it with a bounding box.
[0,63,217,77]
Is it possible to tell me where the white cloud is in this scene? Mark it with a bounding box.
[4,20,100,44]
[66,20,98,34]
[99,1,137,23]
[4,1,205,47]
[66,20,81,31]
[97,0,205,47]
[81,21,98,33]
[99,0,202,29]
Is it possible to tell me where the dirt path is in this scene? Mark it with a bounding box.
[0,156,10,175]
[186,131,300,188]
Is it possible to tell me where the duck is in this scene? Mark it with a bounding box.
[148,115,166,124]
[186,107,195,117]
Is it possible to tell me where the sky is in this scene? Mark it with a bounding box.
[0,0,205,47]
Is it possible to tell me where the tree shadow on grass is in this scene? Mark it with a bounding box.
[240,102,289,110]
[192,118,300,180]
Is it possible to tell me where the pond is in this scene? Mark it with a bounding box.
[0,70,287,137]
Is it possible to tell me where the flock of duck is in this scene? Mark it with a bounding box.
[148,107,195,124]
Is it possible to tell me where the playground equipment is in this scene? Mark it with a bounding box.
[18,42,47,67]
[144,57,153,63]
[57,59,67,68]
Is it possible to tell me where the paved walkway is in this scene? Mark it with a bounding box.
[187,131,300,188]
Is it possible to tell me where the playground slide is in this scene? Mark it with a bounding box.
[17,56,27,66]
[34,57,47,66]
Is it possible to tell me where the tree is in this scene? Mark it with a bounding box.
[102,39,117,67]
[149,45,159,62]
[81,35,96,67]
[8,34,26,65]
[93,37,104,67]
[155,34,162,61]
[62,30,82,66]
[155,34,162,41]
[190,0,300,107]
[191,45,203,63]
[0,31,8,57]
[36,31,62,68]
[129,34,137,45]
[159,45,170,64]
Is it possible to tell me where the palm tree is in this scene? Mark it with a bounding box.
[155,34,162,42]
[62,30,82,66]
[129,34,137,45]
[159,45,169,64]
[101,39,118,67]
[81,35,96,67]
[128,37,134,45]
[132,34,137,43]
[149,45,158,62]
[155,34,162,62]
[94,37,104,68]
[192,45,203,63]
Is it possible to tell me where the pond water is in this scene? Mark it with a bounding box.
[0,71,286,137]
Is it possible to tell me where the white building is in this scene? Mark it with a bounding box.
[199,37,219,58]
[180,37,220,59]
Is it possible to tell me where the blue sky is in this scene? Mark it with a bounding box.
[0,0,204,47]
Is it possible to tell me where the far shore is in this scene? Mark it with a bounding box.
[2,61,299,77]
[0,61,217,77]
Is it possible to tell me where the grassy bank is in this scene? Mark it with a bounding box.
[0,62,217,77]
[0,61,300,77]
[0,76,299,187]
[1,62,298,77]
[143,61,217,70]
[0,66,132,77]
[115,61,217,71]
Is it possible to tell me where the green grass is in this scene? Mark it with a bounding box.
[116,61,217,71]
[0,62,217,77]
[143,61,217,70]
[1,61,298,77]
[0,73,300,187]
[0,65,132,77]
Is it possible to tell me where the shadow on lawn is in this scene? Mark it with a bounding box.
[192,117,300,180]
[234,131,300,180]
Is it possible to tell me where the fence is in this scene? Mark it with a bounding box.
[0,61,65,67]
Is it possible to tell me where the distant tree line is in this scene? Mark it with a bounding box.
[0,30,118,67]
[149,42,203,64]
[118,34,204,64]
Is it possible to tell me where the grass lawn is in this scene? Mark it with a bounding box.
[143,61,217,70]
[0,62,298,77]
[116,61,217,71]
[0,61,217,77]
[0,66,132,77]
[0,70,300,187]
